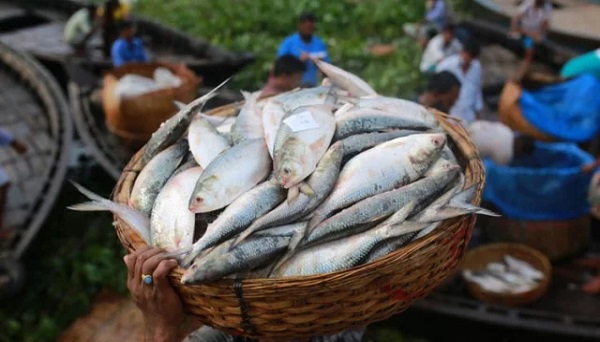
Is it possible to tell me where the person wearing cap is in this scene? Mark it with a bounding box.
[63,4,100,53]
[277,13,331,88]
[111,20,149,67]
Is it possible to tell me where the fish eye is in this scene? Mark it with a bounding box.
[283,168,291,175]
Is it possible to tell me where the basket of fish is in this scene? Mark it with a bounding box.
[73,60,496,338]
[461,243,551,307]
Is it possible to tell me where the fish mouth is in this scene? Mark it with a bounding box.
[430,133,447,148]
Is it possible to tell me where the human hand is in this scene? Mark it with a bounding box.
[299,51,309,62]
[124,247,184,342]
[582,162,597,174]
[11,140,27,154]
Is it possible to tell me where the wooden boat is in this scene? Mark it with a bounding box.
[0,41,72,296]
[0,0,256,88]
[472,0,600,54]
[0,0,253,180]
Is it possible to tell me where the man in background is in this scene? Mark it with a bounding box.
[509,0,552,81]
[260,54,307,99]
[419,22,463,75]
[99,0,131,58]
[419,71,535,165]
[435,38,483,126]
[63,4,100,54]
[404,0,450,49]
[277,13,330,88]
[111,20,149,67]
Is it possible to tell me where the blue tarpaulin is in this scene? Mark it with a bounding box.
[483,142,594,221]
[519,74,600,142]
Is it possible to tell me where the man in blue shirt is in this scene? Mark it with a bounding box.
[111,20,149,67]
[277,13,330,88]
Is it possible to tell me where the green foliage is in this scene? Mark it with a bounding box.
[135,0,429,97]
[0,175,128,342]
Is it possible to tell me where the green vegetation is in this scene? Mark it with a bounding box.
[135,0,428,98]
[0,170,128,342]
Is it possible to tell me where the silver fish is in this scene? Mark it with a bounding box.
[232,141,344,246]
[308,133,447,230]
[151,167,203,252]
[303,166,460,248]
[364,232,419,264]
[171,157,199,177]
[182,179,286,267]
[231,90,264,144]
[67,182,152,246]
[129,139,189,217]
[340,130,423,160]
[273,104,336,196]
[334,107,438,140]
[181,222,305,284]
[188,138,271,213]
[262,98,286,158]
[188,113,231,169]
[272,213,427,277]
[276,86,337,113]
[141,78,230,165]
[314,59,377,97]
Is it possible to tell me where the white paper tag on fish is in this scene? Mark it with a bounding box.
[283,111,320,132]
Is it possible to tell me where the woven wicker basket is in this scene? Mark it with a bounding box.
[112,106,485,338]
[102,62,201,149]
[461,243,551,307]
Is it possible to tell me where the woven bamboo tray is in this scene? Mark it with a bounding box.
[112,105,485,338]
[461,243,552,307]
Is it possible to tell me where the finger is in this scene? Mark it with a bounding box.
[153,259,178,291]
[141,252,170,278]
[125,246,151,284]
[134,248,164,285]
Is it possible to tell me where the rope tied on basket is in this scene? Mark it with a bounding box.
[233,278,257,336]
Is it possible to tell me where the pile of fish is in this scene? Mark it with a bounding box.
[69,60,499,285]
[462,255,545,295]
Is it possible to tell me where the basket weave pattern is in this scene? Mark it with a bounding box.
[112,107,485,338]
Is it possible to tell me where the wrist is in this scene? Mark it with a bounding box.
[144,315,185,342]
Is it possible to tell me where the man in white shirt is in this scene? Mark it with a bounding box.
[510,0,552,80]
[435,38,483,126]
[420,23,463,74]
[468,120,536,166]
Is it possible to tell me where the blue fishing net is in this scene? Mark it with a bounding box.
[519,74,600,142]
[482,142,594,220]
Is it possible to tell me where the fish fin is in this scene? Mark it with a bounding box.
[158,246,191,265]
[66,201,109,212]
[450,184,478,205]
[269,228,307,276]
[69,181,108,203]
[287,186,300,204]
[173,100,186,110]
[229,225,257,250]
[299,182,315,197]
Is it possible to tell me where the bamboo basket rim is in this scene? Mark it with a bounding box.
[111,100,486,337]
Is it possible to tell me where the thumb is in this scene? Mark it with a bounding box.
[152,259,179,291]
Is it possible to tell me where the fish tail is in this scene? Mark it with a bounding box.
[70,180,109,203]
[269,228,307,276]
[287,186,300,204]
[451,184,478,205]
[299,182,315,197]
[66,201,111,212]
[173,100,186,110]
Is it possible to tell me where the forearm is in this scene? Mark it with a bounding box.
[144,315,201,342]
